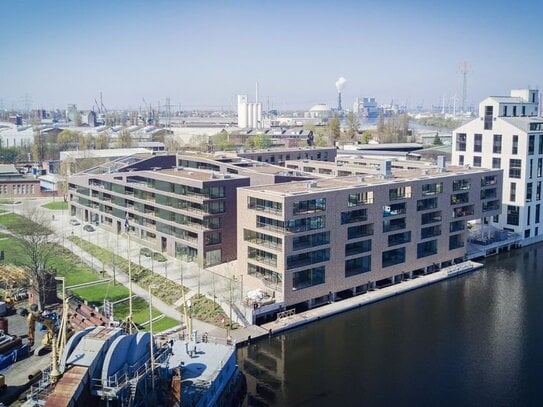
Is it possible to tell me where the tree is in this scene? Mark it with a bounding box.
[95,132,111,149]
[57,129,80,152]
[246,134,272,149]
[116,129,133,148]
[11,209,57,309]
[361,130,373,144]
[314,133,328,147]
[165,136,182,152]
[433,132,443,146]
[79,134,95,150]
[327,114,341,146]
[32,129,47,161]
[211,130,234,151]
[345,112,360,141]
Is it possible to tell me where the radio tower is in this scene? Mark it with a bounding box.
[460,61,470,114]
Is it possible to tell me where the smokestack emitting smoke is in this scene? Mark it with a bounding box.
[336,77,347,111]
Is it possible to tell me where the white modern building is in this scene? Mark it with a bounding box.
[452,89,543,245]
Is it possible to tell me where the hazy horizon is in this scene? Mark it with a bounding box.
[1,0,542,112]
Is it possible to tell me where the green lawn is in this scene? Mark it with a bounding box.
[42,201,69,210]
[150,316,180,332]
[70,282,130,304]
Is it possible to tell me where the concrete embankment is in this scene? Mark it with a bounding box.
[233,261,482,346]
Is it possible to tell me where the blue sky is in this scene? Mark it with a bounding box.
[1,0,542,111]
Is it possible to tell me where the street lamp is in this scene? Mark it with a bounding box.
[186,299,193,339]
[148,284,155,393]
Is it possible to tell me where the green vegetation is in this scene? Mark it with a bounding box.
[415,116,462,130]
[152,252,167,262]
[246,133,272,149]
[69,236,187,305]
[69,236,236,328]
[42,201,69,210]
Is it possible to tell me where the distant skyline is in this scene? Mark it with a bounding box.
[1,0,542,112]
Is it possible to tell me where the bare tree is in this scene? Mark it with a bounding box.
[117,129,133,148]
[10,209,57,309]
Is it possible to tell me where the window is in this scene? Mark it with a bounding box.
[512,135,518,155]
[458,155,464,166]
[480,187,497,200]
[341,208,367,224]
[421,225,441,239]
[513,106,517,116]
[525,229,531,238]
[421,211,442,225]
[529,135,535,155]
[538,182,542,201]
[382,202,406,217]
[205,249,222,266]
[539,135,543,155]
[382,247,406,268]
[453,179,471,191]
[483,200,500,212]
[484,106,493,130]
[456,133,467,151]
[527,183,533,202]
[248,263,282,291]
[473,156,482,167]
[451,192,469,205]
[417,240,438,258]
[293,232,330,251]
[509,159,522,179]
[286,215,325,233]
[481,175,498,186]
[449,234,464,250]
[347,191,373,206]
[538,158,542,177]
[348,224,374,239]
[474,134,482,152]
[449,220,465,233]
[248,247,277,266]
[493,134,502,154]
[422,182,443,196]
[452,205,474,218]
[389,186,411,201]
[345,239,372,256]
[248,197,282,214]
[527,206,531,226]
[417,197,438,211]
[492,158,501,169]
[345,256,371,277]
[507,205,520,226]
[293,198,326,214]
[536,204,540,224]
[503,105,508,116]
[287,248,330,270]
[292,266,325,290]
[244,229,282,251]
[383,217,406,233]
[530,159,534,179]
[388,231,411,246]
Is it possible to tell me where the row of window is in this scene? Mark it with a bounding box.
[457,133,543,156]
[0,184,35,195]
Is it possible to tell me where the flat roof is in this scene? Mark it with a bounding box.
[242,166,499,197]
[146,167,247,182]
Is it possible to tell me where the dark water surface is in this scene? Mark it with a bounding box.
[238,243,543,406]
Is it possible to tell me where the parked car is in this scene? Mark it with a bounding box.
[140,247,152,257]
[69,219,81,226]
[83,224,95,232]
[152,252,167,262]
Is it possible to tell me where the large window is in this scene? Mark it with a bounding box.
[507,205,520,226]
[493,134,502,154]
[382,248,406,268]
[388,231,411,246]
[286,215,325,233]
[389,186,411,201]
[456,133,467,151]
[421,225,441,239]
[449,220,465,233]
[484,106,493,130]
[417,197,438,211]
[347,191,373,206]
[481,175,498,186]
[512,135,519,155]
[293,198,326,214]
[292,266,325,290]
[453,179,471,191]
[421,211,442,225]
[492,157,501,169]
[473,156,482,167]
[244,229,282,251]
[383,217,406,233]
[474,134,482,152]
[529,135,535,155]
[510,182,517,202]
[527,183,533,202]
[383,202,406,217]
[345,256,371,277]
[248,247,277,266]
[348,224,374,239]
[345,239,372,256]
[453,205,474,218]
[341,208,367,224]
[287,248,330,270]
[480,188,497,200]
[422,182,443,196]
[449,234,464,250]
[417,240,437,258]
[293,231,330,251]
[509,159,522,179]
[451,192,469,205]
[248,263,282,291]
[248,197,282,214]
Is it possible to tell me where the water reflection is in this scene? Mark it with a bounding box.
[238,243,543,406]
